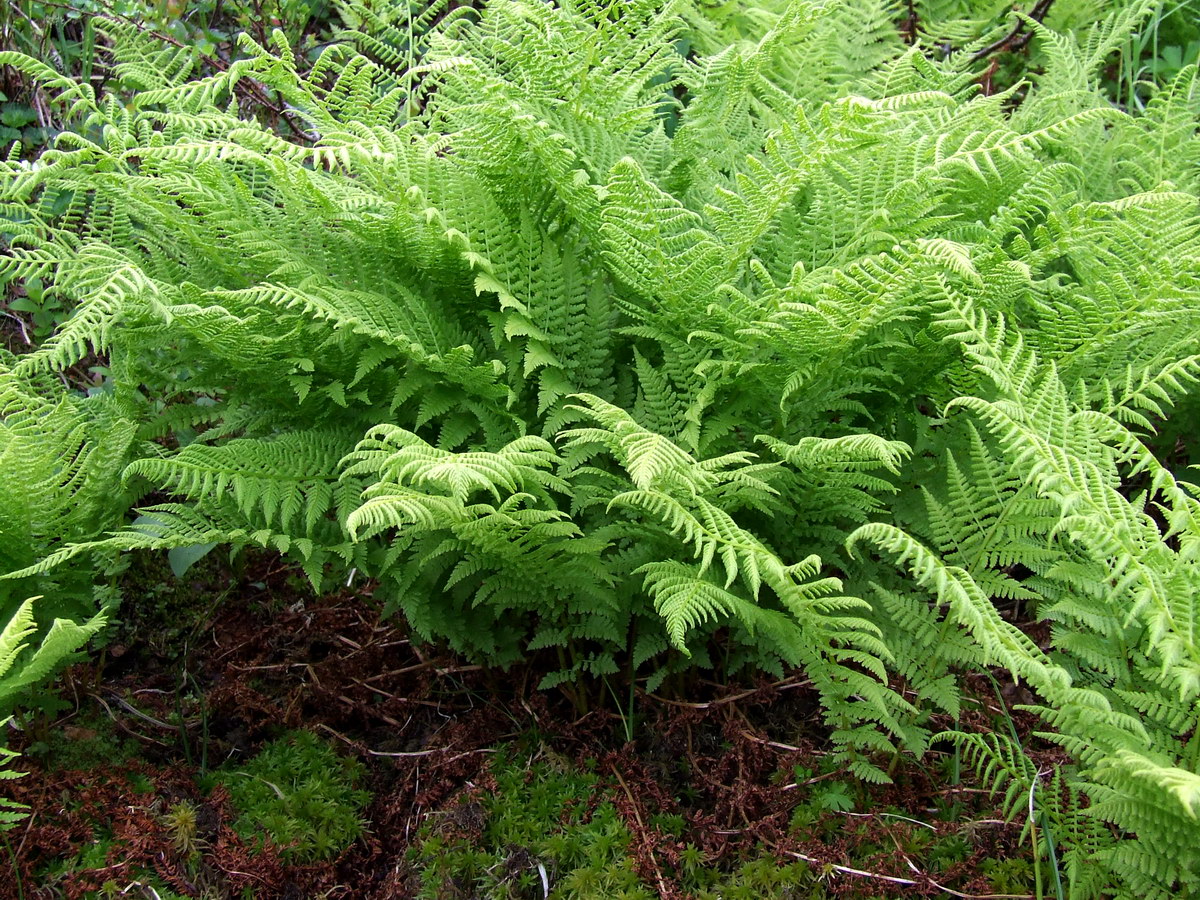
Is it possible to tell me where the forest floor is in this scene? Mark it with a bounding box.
[6,552,1053,900]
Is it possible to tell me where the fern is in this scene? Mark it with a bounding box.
[0,596,108,829]
[2,0,1200,890]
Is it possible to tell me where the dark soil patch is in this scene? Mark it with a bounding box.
[6,555,1035,899]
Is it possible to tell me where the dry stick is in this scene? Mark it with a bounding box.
[215,866,271,886]
[228,662,309,673]
[937,786,1000,796]
[842,809,936,830]
[610,765,669,899]
[372,639,412,650]
[972,0,1056,62]
[334,693,402,727]
[1,312,31,345]
[786,851,921,887]
[99,692,182,731]
[361,659,443,682]
[349,677,471,710]
[316,722,495,761]
[910,862,1035,900]
[14,809,36,868]
[638,675,812,709]
[778,770,844,791]
[785,850,1033,899]
[90,693,172,748]
[363,660,485,684]
[319,722,440,757]
[739,730,803,753]
[882,813,1028,900]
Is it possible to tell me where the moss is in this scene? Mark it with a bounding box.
[409,746,829,899]
[411,749,651,900]
[217,729,371,863]
[24,712,140,772]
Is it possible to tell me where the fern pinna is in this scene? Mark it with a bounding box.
[2,0,1200,893]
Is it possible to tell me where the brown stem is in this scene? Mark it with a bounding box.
[980,57,1000,96]
[971,0,1056,62]
[901,0,919,46]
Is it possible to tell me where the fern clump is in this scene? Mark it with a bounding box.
[0,596,107,829]
[2,0,1200,893]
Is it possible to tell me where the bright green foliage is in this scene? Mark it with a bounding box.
[0,365,137,624]
[0,729,26,832]
[2,0,1200,894]
[0,596,106,718]
[219,730,370,862]
[0,595,107,830]
[0,357,130,728]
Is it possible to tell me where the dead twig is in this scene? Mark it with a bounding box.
[610,765,670,899]
[316,722,495,760]
[778,770,843,790]
[637,675,811,709]
[14,808,36,864]
[100,692,182,731]
[1,311,31,345]
[739,731,803,753]
[90,693,174,748]
[785,850,1033,899]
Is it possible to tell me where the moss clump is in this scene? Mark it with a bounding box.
[219,730,370,862]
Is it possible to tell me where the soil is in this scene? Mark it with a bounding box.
[5,553,1043,900]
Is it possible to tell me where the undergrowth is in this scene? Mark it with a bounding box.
[407,739,1033,899]
[215,730,370,863]
[1,0,1199,896]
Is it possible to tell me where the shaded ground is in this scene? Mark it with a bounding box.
[6,553,1046,899]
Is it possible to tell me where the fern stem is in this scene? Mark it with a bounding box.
[1,833,23,900]
[1029,778,1044,900]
